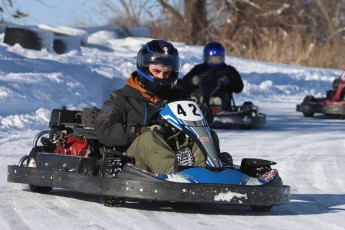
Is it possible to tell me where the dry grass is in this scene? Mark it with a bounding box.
[306,42,345,69]
[229,32,344,69]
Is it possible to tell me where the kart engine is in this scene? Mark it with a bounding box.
[54,133,89,157]
[43,107,100,157]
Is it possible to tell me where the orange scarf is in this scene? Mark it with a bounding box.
[126,72,161,104]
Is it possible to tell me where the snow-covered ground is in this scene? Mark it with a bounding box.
[0,28,345,230]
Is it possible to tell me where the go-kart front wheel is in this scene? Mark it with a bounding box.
[240,124,252,130]
[303,111,314,117]
[250,205,273,212]
[28,184,53,193]
[302,96,316,117]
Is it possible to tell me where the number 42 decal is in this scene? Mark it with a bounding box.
[177,103,201,116]
[168,101,204,121]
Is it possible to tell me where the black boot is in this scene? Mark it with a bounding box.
[102,156,122,178]
[175,146,195,172]
[219,152,233,168]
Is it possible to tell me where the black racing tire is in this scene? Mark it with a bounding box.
[4,27,42,50]
[303,111,314,117]
[302,96,316,117]
[240,124,252,130]
[53,38,66,54]
[241,101,254,110]
[27,147,53,194]
[28,184,53,194]
[242,101,253,106]
[250,205,273,212]
[101,196,125,207]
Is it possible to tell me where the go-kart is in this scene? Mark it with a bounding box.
[7,101,289,212]
[296,71,345,117]
[190,74,266,129]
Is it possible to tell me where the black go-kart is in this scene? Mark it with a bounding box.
[7,102,289,212]
[189,74,266,129]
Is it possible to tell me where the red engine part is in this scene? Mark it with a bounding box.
[211,105,222,115]
[55,134,88,157]
[331,71,345,101]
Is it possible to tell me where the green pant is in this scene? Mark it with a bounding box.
[126,130,207,174]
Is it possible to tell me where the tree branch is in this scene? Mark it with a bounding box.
[156,0,184,22]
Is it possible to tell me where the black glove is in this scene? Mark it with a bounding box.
[126,125,142,140]
[219,75,229,85]
[192,76,200,85]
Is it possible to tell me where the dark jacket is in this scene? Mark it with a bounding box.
[179,63,244,94]
[95,72,186,151]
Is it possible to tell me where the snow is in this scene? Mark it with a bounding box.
[37,24,89,44]
[214,191,248,202]
[1,27,345,229]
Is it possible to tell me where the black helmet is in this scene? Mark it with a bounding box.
[136,40,181,97]
[203,42,225,70]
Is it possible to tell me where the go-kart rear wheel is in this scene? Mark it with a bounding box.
[27,147,53,194]
[101,196,125,207]
[250,205,273,212]
[240,124,252,130]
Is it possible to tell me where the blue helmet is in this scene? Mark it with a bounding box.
[136,40,181,97]
[203,42,225,70]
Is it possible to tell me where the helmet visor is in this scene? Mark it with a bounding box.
[140,52,181,73]
[206,55,225,65]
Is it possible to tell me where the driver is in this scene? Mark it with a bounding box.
[178,42,244,111]
[96,40,208,174]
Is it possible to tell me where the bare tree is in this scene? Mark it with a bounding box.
[95,0,345,68]
[155,0,207,45]
[98,0,157,27]
[184,0,207,44]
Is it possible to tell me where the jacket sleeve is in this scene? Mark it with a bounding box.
[95,92,137,149]
[224,65,244,93]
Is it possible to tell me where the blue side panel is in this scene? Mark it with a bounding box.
[178,167,246,184]
[127,164,274,185]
